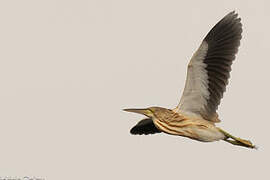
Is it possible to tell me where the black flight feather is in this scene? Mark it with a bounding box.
[130,118,161,135]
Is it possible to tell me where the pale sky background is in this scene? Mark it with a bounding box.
[0,0,269,179]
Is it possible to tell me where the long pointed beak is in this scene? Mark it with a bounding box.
[123,108,152,116]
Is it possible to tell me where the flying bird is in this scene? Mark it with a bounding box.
[124,11,256,149]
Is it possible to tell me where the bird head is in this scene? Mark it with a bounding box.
[123,107,167,118]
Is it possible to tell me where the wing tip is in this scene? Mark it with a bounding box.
[204,11,242,43]
[223,10,242,27]
[129,119,161,135]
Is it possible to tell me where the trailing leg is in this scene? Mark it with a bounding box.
[217,128,256,149]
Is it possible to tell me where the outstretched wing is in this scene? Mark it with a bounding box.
[130,118,161,135]
[176,11,242,122]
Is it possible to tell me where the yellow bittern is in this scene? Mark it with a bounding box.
[124,11,256,149]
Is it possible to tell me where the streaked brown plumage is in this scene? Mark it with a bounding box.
[124,12,256,149]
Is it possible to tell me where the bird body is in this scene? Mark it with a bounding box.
[153,112,225,142]
[126,107,225,142]
[124,11,256,149]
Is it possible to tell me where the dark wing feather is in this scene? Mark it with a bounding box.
[202,11,242,119]
[130,118,161,135]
